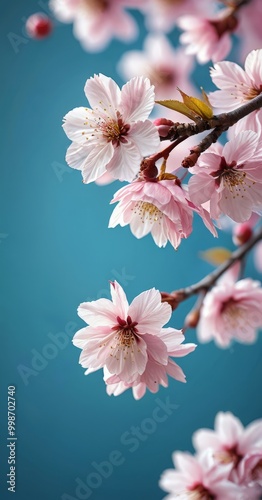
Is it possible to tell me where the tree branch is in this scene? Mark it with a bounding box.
[166,93,262,142]
[161,225,262,310]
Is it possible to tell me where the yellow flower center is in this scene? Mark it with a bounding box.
[132,201,163,223]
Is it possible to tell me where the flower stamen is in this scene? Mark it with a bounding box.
[132,201,163,223]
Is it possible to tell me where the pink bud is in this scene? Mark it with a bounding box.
[26,13,53,39]
[153,118,174,138]
[233,223,253,246]
[184,309,200,329]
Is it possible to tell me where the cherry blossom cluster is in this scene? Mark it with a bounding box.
[72,281,196,399]
[49,0,261,64]
[63,49,262,250]
[159,411,262,499]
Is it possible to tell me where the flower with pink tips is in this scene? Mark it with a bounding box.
[49,0,143,52]
[72,281,195,394]
[196,265,262,348]
[193,412,262,491]
[209,49,262,132]
[104,328,196,399]
[109,179,217,250]
[188,130,262,223]
[178,9,237,65]
[159,448,244,499]
[63,74,160,184]
[117,34,196,101]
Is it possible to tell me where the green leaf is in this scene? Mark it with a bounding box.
[155,99,198,120]
[178,89,213,119]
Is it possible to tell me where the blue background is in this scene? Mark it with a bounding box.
[1,2,261,500]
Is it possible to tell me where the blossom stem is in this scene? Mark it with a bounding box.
[162,225,262,309]
[148,136,188,163]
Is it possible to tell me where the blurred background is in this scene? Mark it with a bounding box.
[1,1,262,499]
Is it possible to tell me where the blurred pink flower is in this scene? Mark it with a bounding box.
[209,49,262,132]
[178,9,237,64]
[95,170,114,186]
[118,34,196,100]
[141,0,212,33]
[188,131,262,223]
[49,0,142,51]
[109,178,216,250]
[196,266,262,348]
[193,412,262,490]
[159,449,243,499]
[73,281,183,385]
[105,329,196,399]
[63,74,160,184]
[237,0,262,61]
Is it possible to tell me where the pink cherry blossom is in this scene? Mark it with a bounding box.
[117,34,196,101]
[72,281,184,386]
[104,329,196,399]
[196,266,262,348]
[141,0,212,33]
[63,74,160,184]
[188,131,262,223]
[109,178,216,250]
[159,449,243,499]
[237,0,262,61]
[209,49,262,132]
[193,412,262,491]
[49,0,143,51]
[177,9,237,65]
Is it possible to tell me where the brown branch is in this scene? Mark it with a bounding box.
[161,225,262,310]
[166,93,262,143]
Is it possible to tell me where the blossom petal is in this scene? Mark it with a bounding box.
[245,49,262,84]
[66,142,89,170]
[188,174,216,206]
[210,61,251,92]
[110,281,129,320]
[215,412,244,446]
[223,130,259,165]
[81,143,114,184]
[193,429,222,452]
[167,360,186,383]
[84,73,121,117]
[142,333,168,365]
[106,142,141,182]
[63,107,94,144]
[120,76,155,122]
[239,419,262,453]
[77,299,117,327]
[128,120,160,156]
[129,288,171,334]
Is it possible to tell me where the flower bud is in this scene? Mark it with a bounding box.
[233,223,253,246]
[153,118,175,138]
[26,13,53,39]
[184,308,201,329]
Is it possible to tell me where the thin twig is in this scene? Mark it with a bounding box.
[161,225,262,309]
[165,93,262,142]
